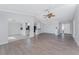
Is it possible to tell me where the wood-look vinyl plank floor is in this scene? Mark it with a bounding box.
[0,33,79,55]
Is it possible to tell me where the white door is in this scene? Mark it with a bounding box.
[64,24,71,34]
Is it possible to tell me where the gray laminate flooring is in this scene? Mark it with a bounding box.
[0,33,79,55]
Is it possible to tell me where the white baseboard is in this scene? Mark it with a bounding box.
[75,39,79,46]
[73,36,79,46]
[0,41,8,45]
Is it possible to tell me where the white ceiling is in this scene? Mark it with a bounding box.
[0,4,77,24]
[0,4,64,15]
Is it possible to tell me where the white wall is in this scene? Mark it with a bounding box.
[8,22,22,35]
[7,12,35,37]
[73,5,79,46]
[0,12,8,45]
[41,21,58,34]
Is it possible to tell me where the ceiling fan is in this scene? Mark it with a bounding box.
[43,9,55,19]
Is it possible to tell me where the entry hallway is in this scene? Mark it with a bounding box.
[0,33,79,55]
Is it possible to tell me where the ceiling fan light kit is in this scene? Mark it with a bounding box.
[43,9,55,19]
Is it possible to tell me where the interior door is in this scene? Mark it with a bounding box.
[64,23,71,34]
